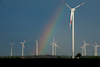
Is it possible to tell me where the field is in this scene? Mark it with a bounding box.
[0,55,100,64]
[1,55,100,59]
[1,55,100,64]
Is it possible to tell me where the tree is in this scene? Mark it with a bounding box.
[76,53,81,58]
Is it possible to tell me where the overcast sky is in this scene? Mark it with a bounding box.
[0,0,100,56]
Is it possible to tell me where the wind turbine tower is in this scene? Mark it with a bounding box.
[63,0,86,58]
[9,43,15,56]
[36,40,39,56]
[92,42,100,56]
[20,40,26,56]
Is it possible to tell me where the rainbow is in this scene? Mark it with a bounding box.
[39,5,65,55]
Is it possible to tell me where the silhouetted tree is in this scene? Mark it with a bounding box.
[76,53,81,58]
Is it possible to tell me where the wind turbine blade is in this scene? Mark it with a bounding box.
[87,44,90,45]
[20,42,23,44]
[83,40,86,44]
[75,2,86,9]
[55,44,59,48]
[69,11,73,29]
[83,40,90,46]
[95,42,100,47]
[63,0,71,9]
[57,45,59,48]
[23,40,26,44]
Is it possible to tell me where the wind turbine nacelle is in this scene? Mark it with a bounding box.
[71,8,76,12]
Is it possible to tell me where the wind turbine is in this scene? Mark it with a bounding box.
[50,37,59,55]
[83,40,90,56]
[36,40,39,56]
[63,0,86,58]
[92,42,100,56]
[9,43,15,56]
[20,40,26,56]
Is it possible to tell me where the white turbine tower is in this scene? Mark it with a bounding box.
[36,40,38,56]
[92,42,100,56]
[83,40,90,56]
[63,0,86,58]
[9,43,15,56]
[20,40,26,56]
